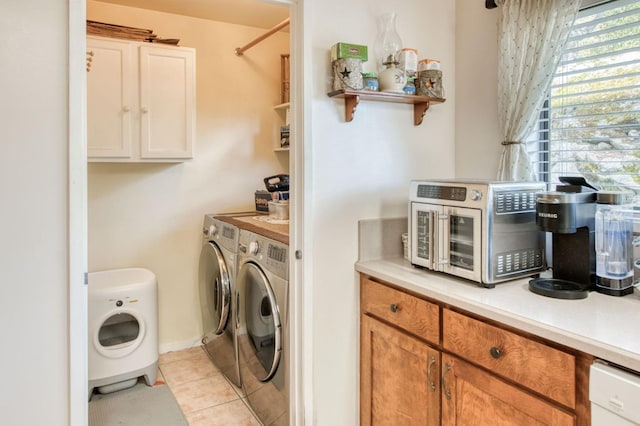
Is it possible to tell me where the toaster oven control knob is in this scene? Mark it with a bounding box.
[470,189,483,202]
[208,224,217,238]
[249,240,260,255]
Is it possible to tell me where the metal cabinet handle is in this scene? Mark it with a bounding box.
[443,362,452,400]
[490,346,502,359]
[390,303,398,313]
[427,356,436,392]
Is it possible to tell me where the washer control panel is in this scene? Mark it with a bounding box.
[239,230,288,280]
[203,214,237,252]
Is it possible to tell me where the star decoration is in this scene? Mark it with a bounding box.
[340,67,351,79]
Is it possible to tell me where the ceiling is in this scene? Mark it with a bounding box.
[95,0,289,30]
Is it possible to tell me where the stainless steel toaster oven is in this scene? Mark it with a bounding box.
[409,179,546,287]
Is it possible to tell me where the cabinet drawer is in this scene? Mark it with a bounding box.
[361,277,439,345]
[443,309,576,408]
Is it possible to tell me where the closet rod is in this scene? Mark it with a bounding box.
[235,17,290,56]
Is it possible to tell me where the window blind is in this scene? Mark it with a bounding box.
[532,0,640,196]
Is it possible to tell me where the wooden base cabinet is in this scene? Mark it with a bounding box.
[360,274,592,425]
[441,354,574,425]
[361,315,441,426]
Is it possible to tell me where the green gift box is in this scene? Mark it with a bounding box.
[330,42,368,62]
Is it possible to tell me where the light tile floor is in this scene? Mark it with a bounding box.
[158,346,261,426]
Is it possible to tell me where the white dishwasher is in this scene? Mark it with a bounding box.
[590,362,640,425]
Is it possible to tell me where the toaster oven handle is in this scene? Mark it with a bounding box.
[437,214,449,266]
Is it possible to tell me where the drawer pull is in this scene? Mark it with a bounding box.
[490,346,502,359]
[390,303,398,313]
[427,356,436,392]
[443,362,452,400]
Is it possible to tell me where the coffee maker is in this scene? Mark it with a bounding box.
[529,178,597,299]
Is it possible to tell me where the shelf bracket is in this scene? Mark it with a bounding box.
[344,94,360,122]
[414,101,431,126]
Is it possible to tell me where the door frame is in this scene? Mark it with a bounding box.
[67,0,308,424]
[68,0,88,423]
[286,0,312,423]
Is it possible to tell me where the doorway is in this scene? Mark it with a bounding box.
[72,0,303,424]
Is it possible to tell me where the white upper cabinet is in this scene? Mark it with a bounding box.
[87,36,195,162]
[87,37,135,159]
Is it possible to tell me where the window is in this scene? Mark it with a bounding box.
[532,0,640,197]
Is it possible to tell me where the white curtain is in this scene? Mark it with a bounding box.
[495,0,580,181]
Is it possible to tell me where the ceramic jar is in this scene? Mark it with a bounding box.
[378,55,406,93]
[362,73,379,91]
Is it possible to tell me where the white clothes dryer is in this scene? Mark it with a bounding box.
[199,214,246,388]
[237,229,289,426]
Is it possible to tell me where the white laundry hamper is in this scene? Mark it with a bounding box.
[88,268,159,397]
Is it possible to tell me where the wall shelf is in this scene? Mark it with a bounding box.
[327,89,445,126]
[274,102,290,111]
[274,102,290,152]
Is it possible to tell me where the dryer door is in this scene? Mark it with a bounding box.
[199,242,231,338]
[238,261,281,382]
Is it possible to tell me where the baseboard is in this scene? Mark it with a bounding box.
[159,338,202,354]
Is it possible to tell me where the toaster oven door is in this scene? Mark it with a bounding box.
[410,203,443,270]
[441,206,482,282]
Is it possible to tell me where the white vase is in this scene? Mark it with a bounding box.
[374,12,403,73]
[379,57,406,93]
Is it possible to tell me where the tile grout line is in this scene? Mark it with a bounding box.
[160,346,261,424]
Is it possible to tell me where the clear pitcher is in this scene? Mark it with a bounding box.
[595,191,635,296]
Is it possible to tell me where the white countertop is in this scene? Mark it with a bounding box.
[356,256,640,372]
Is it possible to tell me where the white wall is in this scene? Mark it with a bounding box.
[455,1,502,179]
[306,1,456,423]
[0,1,71,424]
[87,1,289,350]
[0,1,505,424]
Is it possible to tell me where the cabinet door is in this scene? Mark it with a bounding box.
[139,45,195,159]
[87,37,134,158]
[361,315,440,426]
[441,354,575,426]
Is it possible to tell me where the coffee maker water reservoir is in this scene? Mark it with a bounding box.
[595,191,635,296]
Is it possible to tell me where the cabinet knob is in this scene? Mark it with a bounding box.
[141,107,149,113]
[389,303,398,313]
[489,346,502,359]
[122,106,130,112]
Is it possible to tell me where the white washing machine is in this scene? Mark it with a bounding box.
[236,229,289,426]
[88,268,158,397]
[198,214,247,388]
